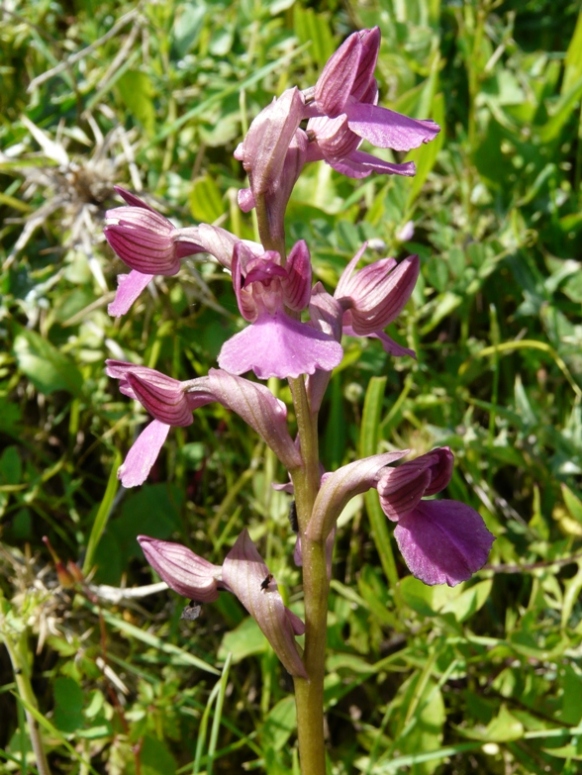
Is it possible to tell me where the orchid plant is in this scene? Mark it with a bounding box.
[103,27,495,773]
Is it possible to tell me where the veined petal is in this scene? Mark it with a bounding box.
[394,500,495,587]
[118,420,170,487]
[105,208,180,275]
[342,255,419,334]
[283,240,311,311]
[306,451,409,541]
[204,369,303,470]
[218,310,343,380]
[108,271,154,317]
[378,447,454,521]
[114,186,157,211]
[126,372,195,427]
[309,283,343,342]
[363,328,416,358]
[137,536,225,602]
[346,102,440,152]
[378,467,431,521]
[241,88,305,195]
[222,530,307,677]
[314,32,363,116]
[327,150,416,178]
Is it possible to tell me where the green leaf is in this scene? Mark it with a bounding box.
[218,616,266,663]
[361,376,399,590]
[562,484,582,526]
[0,446,21,484]
[53,677,84,733]
[116,70,156,136]
[483,704,524,742]
[172,3,207,58]
[406,92,445,208]
[83,449,121,575]
[189,174,225,223]
[293,5,335,66]
[563,10,582,94]
[441,580,492,623]
[140,734,177,775]
[12,325,83,396]
[261,696,296,752]
[539,74,582,143]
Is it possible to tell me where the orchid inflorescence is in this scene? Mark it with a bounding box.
[103,26,494,770]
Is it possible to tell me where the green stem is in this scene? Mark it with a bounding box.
[289,376,328,775]
[255,185,328,772]
[3,628,51,775]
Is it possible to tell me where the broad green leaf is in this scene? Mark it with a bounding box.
[140,735,177,775]
[441,580,492,623]
[189,174,225,223]
[218,616,266,663]
[481,704,523,743]
[117,70,156,136]
[53,677,84,733]
[172,3,207,58]
[539,74,582,143]
[13,325,83,396]
[262,696,296,752]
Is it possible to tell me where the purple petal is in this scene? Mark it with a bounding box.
[241,88,305,195]
[394,500,495,587]
[217,310,343,380]
[104,208,180,275]
[108,271,153,317]
[307,451,409,541]
[222,530,307,677]
[138,535,224,602]
[114,186,157,211]
[340,255,420,334]
[377,467,431,521]
[118,420,170,487]
[366,329,416,358]
[378,448,454,520]
[127,372,194,427]
[238,188,256,212]
[330,149,416,178]
[283,240,312,311]
[205,369,303,470]
[314,32,363,116]
[346,102,440,152]
[309,282,344,342]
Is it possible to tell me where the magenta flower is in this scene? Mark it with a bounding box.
[138,531,307,677]
[105,187,249,316]
[305,113,416,179]
[307,27,440,154]
[234,88,307,240]
[105,188,204,316]
[306,452,409,542]
[334,244,419,356]
[217,241,343,379]
[377,448,495,586]
[107,361,302,487]
[138,535,226,602]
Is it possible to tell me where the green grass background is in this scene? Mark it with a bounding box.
[1,0,582,772]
